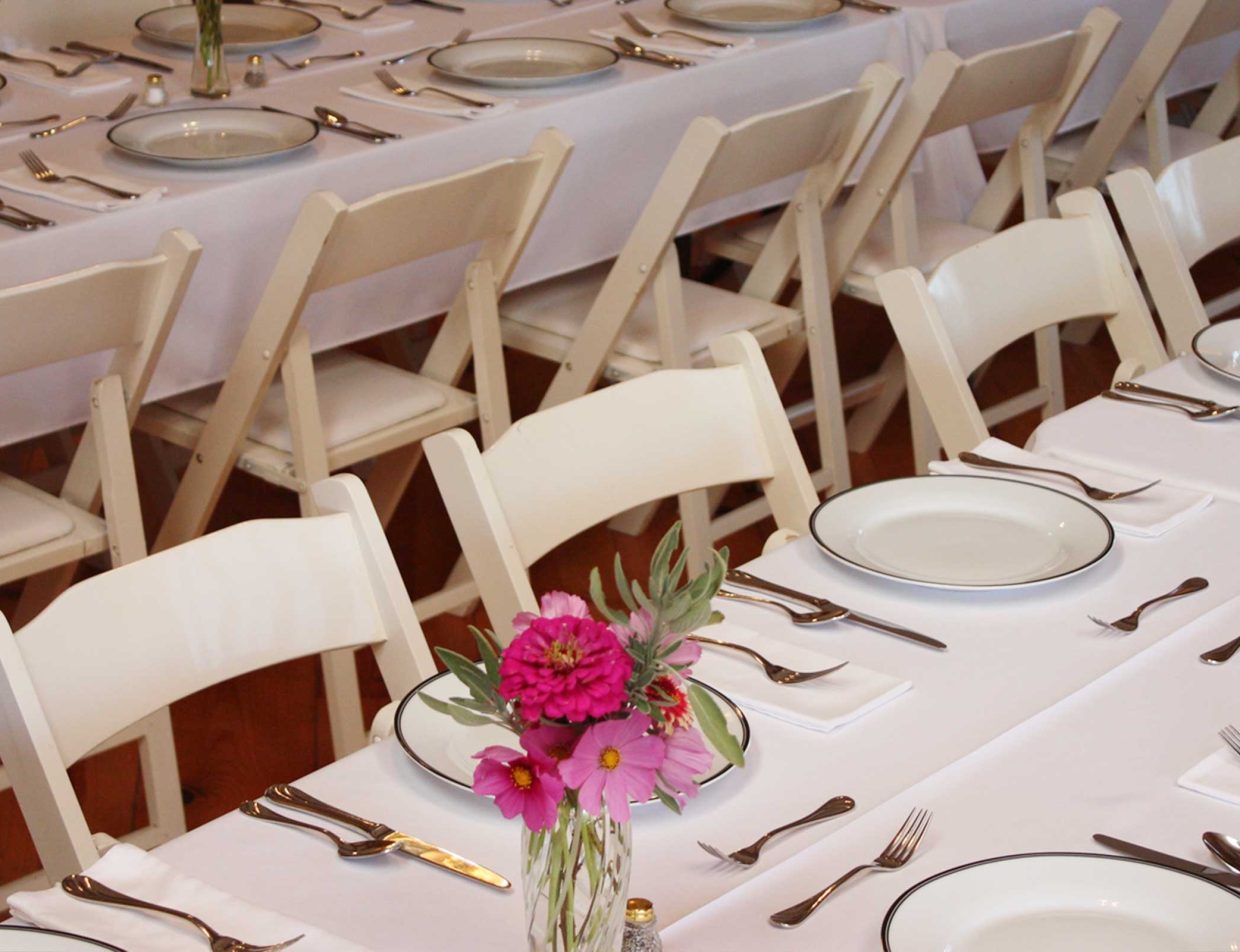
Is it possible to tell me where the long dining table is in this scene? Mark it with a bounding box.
[0,0,1234,450]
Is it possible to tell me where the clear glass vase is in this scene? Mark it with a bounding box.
[522,798,632,952]
[191,0,231,98]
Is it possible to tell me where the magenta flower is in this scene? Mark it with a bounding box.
[522,723,580,768]
[614,608,701,670]
[512,591,591,637]
[559,713,666,823]
[656,727,713,806]
[472,745,564,831]
[500,612,634,723]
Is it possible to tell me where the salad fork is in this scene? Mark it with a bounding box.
[620,11,733,47]
[374,69,495,108]
[19,150,140,200]
[688,633,847,684]
[770,808,932,927]
[280,0,383,18]
[273,50,364,70]
[30,92,136,138]
[957,451,1160,501]
[699,795,854,866]
[1221,725,1240,759]
[1088,576,1209,632]
[0,50,92,78]
[62,875,303,951]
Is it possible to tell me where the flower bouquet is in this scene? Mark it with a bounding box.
[423,525,744,952]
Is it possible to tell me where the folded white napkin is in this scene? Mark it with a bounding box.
[930,438,1213,537]
[1178,747,1240,806]
[8,844,371,952]
[690,622,911,732]
[0,49,133,95]
[0,165,165,212]
[589,24,753,58]
[342,77,514,119]
[317,6,417,33]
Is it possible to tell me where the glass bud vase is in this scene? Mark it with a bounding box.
[522,798,632,952]
[191,0,231,98]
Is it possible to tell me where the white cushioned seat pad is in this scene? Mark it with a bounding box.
[0,482,76,558]
[161,350,448,453]
[1048,122,1221,175]
[501,263,782,363]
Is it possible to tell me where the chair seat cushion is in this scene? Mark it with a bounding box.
[0,482,75,558]
[501,263,781,364]
[1047,122,1221,175]
[161,350,448,453]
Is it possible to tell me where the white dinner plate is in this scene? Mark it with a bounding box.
[809,475,1114,590]
[1191,318,1240,383]
[135,4,321,51]
[883,853,1240,951]
[428,37,619,87]
[0,925,123,951]
[395,668,749,801]
[108,107,318,167]
[664,0,842,31]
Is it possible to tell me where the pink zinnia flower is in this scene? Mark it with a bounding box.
[522,723,579,769]
[500,612,634,723]
[472,744,564,831]
[614,608,701,670]
[559,713,666,823]
[656,726,713,806]
[512,591,591,637]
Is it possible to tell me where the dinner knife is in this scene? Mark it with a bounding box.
[65,41,174,73]
[265,783,511,890]
[725,569,948,651]
[1092,835,1240,887]
[613,36,696,69]
[259,105,387,143]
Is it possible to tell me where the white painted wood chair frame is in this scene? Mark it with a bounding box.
[0,474,436,887]
[424,330,819,639]
[1109,136,1240,357]
[0,230,201,907]
[140,131,571,759]
[874,188,1169,464]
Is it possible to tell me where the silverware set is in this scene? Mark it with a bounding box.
[1102,380,1239,420]
[62,874,303,951]
[383,28,472,66]
[1094,833,1240,887]
[699,795,854,865]
[30,92,136,138]
[260,104,391,143]
[64,40,173,73]
[314,105,400,139]
[1088,576,1208,633]
[240,799,401,856]
[957,450,1160,501]
[613,35,697,68]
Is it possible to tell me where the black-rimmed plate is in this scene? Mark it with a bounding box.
[395,667,749,803]
[883,852,1240,950]
[428,37,619,87]
[0,925,124,951]
[665,0,841,31]
[809,475,1114,590]
[1191,318,1240,384]
[108,107,318,167]
[135,4,321,51]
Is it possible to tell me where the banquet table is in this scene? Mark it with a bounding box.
[0,0,1234,447]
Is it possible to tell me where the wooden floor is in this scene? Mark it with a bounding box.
[1,235,1233,893]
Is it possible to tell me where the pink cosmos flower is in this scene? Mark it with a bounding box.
[559,713,666,823]
[656,727,713,806]
[472,744,564,831]
[614,608,701,670]
[522,723,580,769]
[500,612,634,723]
[512,591,591,637]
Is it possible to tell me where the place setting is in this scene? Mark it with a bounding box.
[0,144,164,210]
[0,50,135,96]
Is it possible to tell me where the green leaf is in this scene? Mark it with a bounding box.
[614,554,639,614]
[471,627,501,683]
[689,684,745,767]
[652,785,683,814]
[418,692,504,728]
[437,648,502,708]
[589,566,628,625]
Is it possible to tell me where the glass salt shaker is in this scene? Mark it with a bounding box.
[244,54,267,88]
[143,74,167,107]
[622,898,662,952]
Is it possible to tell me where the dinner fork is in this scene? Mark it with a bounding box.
[0,50,92,78]
[956,451,1160,501]
[61,874,304,951]
[1101,389,1240,421]
[1221,725,1240,759]
[716,588,846,624]
[698,795,854,866]
[19,150,140,200]
[280,0,382,19]
[688,633,848,684]
[273,50,364,70]
[374,69,494,108]
[382,27,471,66]
[620,12,733,47]
[30,92,136,138]
[770,808,932,927]
[1088,576,1209,633]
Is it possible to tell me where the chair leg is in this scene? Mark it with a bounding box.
[365,443,424,528]
[845,344,907,453]
[135,707,187,841]
[11,562,78,628]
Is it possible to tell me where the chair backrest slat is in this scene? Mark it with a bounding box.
[1185,0,1240,46]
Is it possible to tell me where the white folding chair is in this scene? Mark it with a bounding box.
[0,474,436,889]
[140,130,571,758]
[0,229,200,905]
[424,331,820,638]
[874,189,1169,465]
[1109,136,1240,356]
[1050,0,1240,191]
[706,10,1119,470]
[498,65,900,530]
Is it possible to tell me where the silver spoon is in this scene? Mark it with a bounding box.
[1101,389,1240,421]
[1201,633,1240,665]
[239,800,400,858]
[272,50,364,70]
[313,105,400,139]
[957,451,1160,501]
[1203,832,1240,873]
[0,114,60,128]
